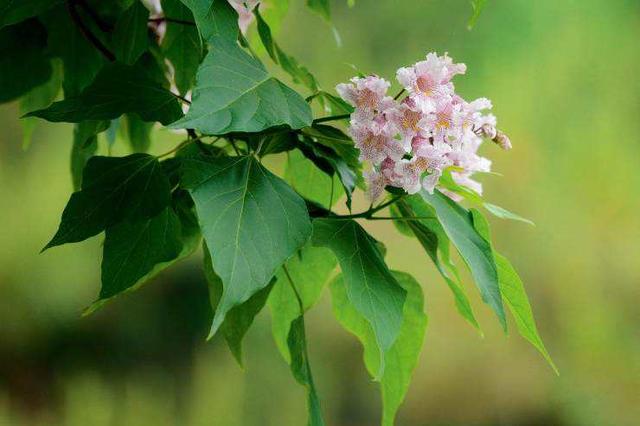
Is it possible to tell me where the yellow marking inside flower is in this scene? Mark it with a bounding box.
[416,76,433,96]
[401,110,421,131]
[357,89,378,109]
[436,112,450,129]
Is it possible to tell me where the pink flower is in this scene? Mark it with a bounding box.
[336,76,391,112]
[396,52,466,102]
[350,118,404,164]
[228,0,260,35]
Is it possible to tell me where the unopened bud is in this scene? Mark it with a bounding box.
[478,123,497,140]
[493,130,512,150]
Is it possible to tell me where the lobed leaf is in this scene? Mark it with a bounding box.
[180,154,312,337]
[112,0,150,65]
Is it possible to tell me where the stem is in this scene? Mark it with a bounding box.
[323,195,404,220]
[368,216,432,221]
[328,177,335,208]
[312,113,351,124]
[228,138,241,156]
[77,0,113,32]
[149,17,196,26]
[173,92,191,105]
[157,138,197,158]
[68,1,116,62]
[283,265,305,313]
[393,88,406,100]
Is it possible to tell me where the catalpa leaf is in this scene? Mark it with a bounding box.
[421,189,506,329]
[306,0,330,22]
[180,154,312,337]
[169,32,313,134]
[396,197,480,331]
[268,244,337,361]
[312,219,406,377]
[112,0,150,65]
[124,114,154,153]
[70,120,110,190]
[26,62,183,125]
[470,209,557,373]
[0,19,52,103]
[330,271,427,426]
[45,154,172,250]
[205,248,275,365]
[288,316,325,426]
[0,0,64,29]
[285,150,344,209]
[162,0,202,95]
[484,202,535,226]
[179,0,238,41]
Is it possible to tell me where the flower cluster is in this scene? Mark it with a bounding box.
[336,52,511,202]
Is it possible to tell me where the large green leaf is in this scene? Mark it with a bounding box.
[421,189,506,329]
[0,0,64,29]
[330,271,427,426]
[311,219,406,377]
[180,154,312,336]
[287,316,325,426]
[162,0,203,95]
[112,0,150,65]
[205,248,275,365]
[395,197,480,331]
[42,6,106,96]
[268,244,337,361]
[45,154,172,250]
[70,120,110,190]
[178,0,238,42]
[470,209,557,373]
[169,32,313,134]
[285,150,343,209]
[26,62,183,125]
[0,19,52,103]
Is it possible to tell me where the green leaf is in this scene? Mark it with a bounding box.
[20,59,63,149]
[42,6,106,96]
[484,202,535,226]
[180,154,312,337]
[396,197,481,331]
[85,191,202,315]
[306,0,330,22]
[330,271,427,426]
[26,62,183,125]
[113,0,150,64]
[420,189,506,329]
[70,120,110,190]
[285,150,344,209]
[205,249,275,365]
[287,316,325,426]
[0,19,52,103]
[311,219,406,377]
[308,91,354,116]
[179,0,238,41]
[45,154,172,250]
[470,209,557,373]
[169,33,313,134]
[125,114,154,153]
[468,0,488,30]
[268,244,337,361]
[0,0,64,29]
[255,11,319,93]
[162,0,203,94]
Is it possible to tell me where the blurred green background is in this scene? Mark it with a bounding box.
[1,0,639,425]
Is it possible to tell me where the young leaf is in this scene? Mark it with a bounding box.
[421,189,506,329]
[42,6,106,96]
[285,150,344,209]
[161,0,202,95]
[205,251,275,365]
[20,59,63,149]
[311,219,406,377]
[26,62,183,125]
[484,202,535,226]
[125,114,154,153]
[330,271,427,426]
[0,0,64,29]
[308,91,354,116]
[112,0,150,65]
[287,316,325,426]
[70,120,110,190]
[169,34,312,134]
[180,154,312,337]
[179,0,238,41]
[396,197,481,331]
[0,19,52,103]
[45,154,172,250]
[468,0,488,30]
[470,209,557,373]
[268,245,337,361]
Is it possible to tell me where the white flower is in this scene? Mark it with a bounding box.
[336,76,391,112]
[228,0,260,35]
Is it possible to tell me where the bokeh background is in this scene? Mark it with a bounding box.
[1,0,639,425]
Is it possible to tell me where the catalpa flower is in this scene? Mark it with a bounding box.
[337,52,511,201]
[228,0,261,34]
